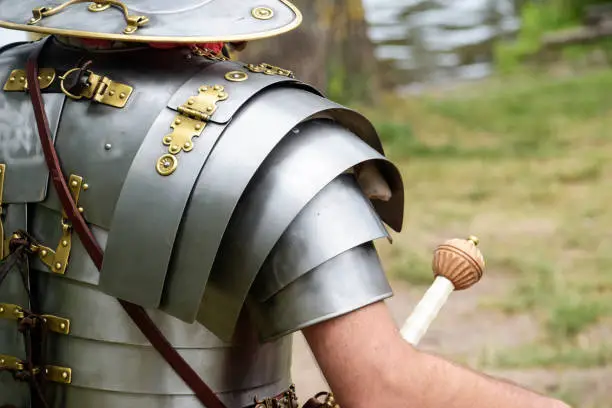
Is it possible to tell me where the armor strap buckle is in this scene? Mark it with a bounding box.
[60,67,133,108]
[0,304,71,335]
[0,354,72,384]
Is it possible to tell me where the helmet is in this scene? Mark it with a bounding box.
[0,0,301,43]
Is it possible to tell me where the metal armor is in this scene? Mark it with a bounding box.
[0,2,405,407]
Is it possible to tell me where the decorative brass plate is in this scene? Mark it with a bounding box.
[3,68,56,92]
[245,63,294,78]
[225,71,249,82]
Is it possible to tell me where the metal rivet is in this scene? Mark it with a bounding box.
[0,307,4,313]
[41,249,48,257]
[0,358,4,364]
[252,7,274,20]
[206,106,213,112]
[188,99,194,105]
[47,75,52,81]
[19,76,25,82]
[104,143,112,150]
[292,128,300,134]
[184,142,191,149]
[170,145,180,154]
[70,180,78,188]
[62,240,68,247]
[61,372,68,379]
[9,77,15,82]
[30,17,37,23]
[78,207,84,213]
[37,76,42,80]
[83,183,89,190]
[109,90,115,96]
[55,262,62,270]
[119,92,126,99]
[213,85,222,91]
[225,71,248,82]
[175,119,182,125]
[200,86,208,92]
[195,124,202,130]
[218,92,227,98]
[60,323,66,330]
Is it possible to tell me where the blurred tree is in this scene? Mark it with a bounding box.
[237,0,379,104]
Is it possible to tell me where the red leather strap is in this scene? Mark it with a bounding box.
[26,48,227,408]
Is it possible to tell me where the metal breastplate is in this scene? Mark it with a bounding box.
[0,37,404,408]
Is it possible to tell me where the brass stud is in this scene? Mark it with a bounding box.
[225,71,248,82]
[46,75,52,81]
[175,119,182,125]
[252,6,274,20]
[206,106,213,112]
[55,262,62,270]
[0,358,4,364]
[200,86,208,92]
[184,142,191,149]
[37,76,42,80]
[163,136,172,144]
[188,99,195,105]
[83,183,89,190]
[218,92,227,99]
[104,143,112,150]
[78,207,84,213]
[169,145,180,154]
[61,371,68,379]
[19,76,25,82]
[62,240,68,247]
[195,124,202,130]
[41,249,48,257]
[109,90,115,96]
[119,92,126,99]
[59,323,66,330]
[213,85,222,91]
[9,77,15,82]
[0,307,4,313]
[70,180,78,188]
[156,154,178,176]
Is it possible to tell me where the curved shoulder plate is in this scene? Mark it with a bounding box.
[99,60,313,308]
[252,174,390,303]
[197,119,400,340]
[249,242,392,341]
[161,88,403,334]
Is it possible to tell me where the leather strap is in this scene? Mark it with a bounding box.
[26,46,227,408]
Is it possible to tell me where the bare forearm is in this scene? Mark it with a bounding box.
[304,302,569,408]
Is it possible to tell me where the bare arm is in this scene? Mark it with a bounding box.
[303,301,569,408]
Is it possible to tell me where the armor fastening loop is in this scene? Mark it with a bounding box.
[29,0,149,34]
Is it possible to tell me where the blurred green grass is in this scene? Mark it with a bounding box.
[359,68,612,372]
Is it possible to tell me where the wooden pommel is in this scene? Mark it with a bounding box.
[432,236,485,290]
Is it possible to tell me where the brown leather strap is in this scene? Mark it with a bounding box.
[26,46,227,408]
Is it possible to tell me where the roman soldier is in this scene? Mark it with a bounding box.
[0,2,569,408]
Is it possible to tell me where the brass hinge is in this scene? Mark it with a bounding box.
[245,63,295,79]
[156,85,228,176]
[60,68,133,108]
[0,354,72,384]
[28,174,85,275]
[0,304,71,335]
[3,68,56,92]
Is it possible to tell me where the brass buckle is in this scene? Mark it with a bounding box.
[0,355,72,384]
[156,85,229,176]
[29,0,148,35]
[24,174,85,275]
[60,68,133,108]
[0,304,70,335]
